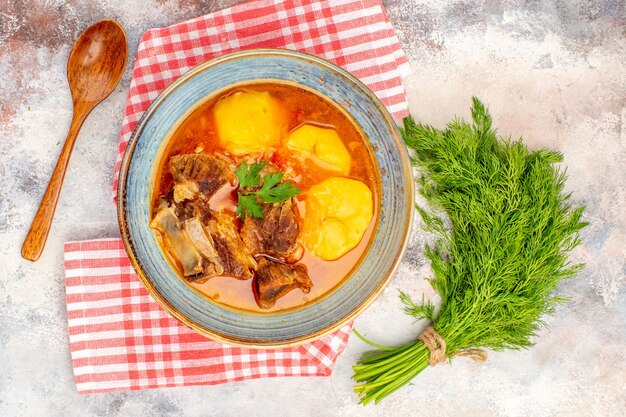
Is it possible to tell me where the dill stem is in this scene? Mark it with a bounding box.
[353,341,425,379]
[372,360,429,402]
[353,342,431,404]
[359,351,430,405]
[355,351,425,389]
[355,340,421,367]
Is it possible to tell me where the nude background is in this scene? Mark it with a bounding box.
[1,1,624,415]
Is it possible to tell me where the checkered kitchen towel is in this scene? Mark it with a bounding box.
[65,239,352,393]
[65,0,410,394]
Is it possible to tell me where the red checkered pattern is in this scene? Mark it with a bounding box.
[65,239,352,394]
[111,0,410,196]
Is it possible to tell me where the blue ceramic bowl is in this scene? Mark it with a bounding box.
[117,49,413,347]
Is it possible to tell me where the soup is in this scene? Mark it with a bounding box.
[151,82,380,312]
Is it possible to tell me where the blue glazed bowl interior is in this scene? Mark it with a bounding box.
[120,49,413,347]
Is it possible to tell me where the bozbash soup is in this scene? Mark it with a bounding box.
[151,82,379,312]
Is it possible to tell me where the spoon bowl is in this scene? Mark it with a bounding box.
[68,19,127,103]
[21,19,127,262]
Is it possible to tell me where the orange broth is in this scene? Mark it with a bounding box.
[153,82,380,312]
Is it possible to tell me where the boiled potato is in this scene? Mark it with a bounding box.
[214,90,286,155]
[303,177,373,260]
[286,125,351,174]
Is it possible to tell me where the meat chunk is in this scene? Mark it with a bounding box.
[173,181,199,203]
[151,206,226,282]
[206,211,257,280]
[169,153,234,199]
[182,217,223,279]
[254,257,313,309]
[173,198,212,223]
[241,199,299,258]
[150,207,203,277]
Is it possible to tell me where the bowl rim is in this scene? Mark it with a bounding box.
[116,48,414,348]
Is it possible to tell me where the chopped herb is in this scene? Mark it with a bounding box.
[236,193,264,219]
[256,172,301,203]
[234,161,301,219]
[235,161,266,188]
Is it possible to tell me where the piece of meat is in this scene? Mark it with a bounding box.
[173,181,199,203]
[241,199,300,258]
[182,217,223,280]
[173,198,212,223]
[150,207,203,277]
[206,211,257,280]
[151,206,226,282]
[169,153,234,198]
[253,257,313,309]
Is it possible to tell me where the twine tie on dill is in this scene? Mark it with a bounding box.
[418,326,488,366]
[418,326,447,365]
[456,348,488,362]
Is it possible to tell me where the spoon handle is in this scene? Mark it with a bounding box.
[21,103,91,262]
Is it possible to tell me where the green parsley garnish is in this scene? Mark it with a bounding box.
[235,161,266,188]
[236,194,264,219]
[235,161,301,219]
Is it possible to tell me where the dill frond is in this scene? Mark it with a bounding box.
[399,291,435,322]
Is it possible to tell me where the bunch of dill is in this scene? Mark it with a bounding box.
[352,98,587,405]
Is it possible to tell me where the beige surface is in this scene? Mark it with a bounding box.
[1,1,624,416]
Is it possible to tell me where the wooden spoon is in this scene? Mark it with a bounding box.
[21,20,128,261]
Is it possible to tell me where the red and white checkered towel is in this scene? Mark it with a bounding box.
[65,0,410,394]
[65,239,351,393]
